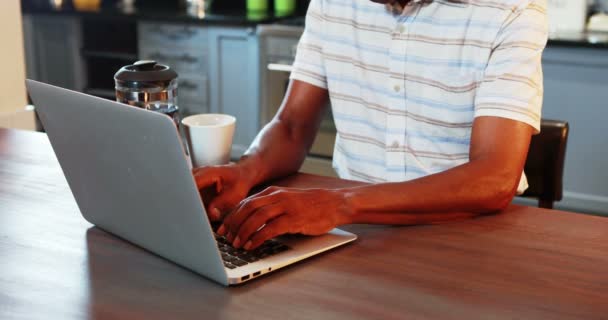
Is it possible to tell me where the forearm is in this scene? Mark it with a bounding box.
[237,80,329,188]
[338,160,520,225]
[238,119,312,187]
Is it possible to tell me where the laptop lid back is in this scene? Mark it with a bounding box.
[26,80,228,285]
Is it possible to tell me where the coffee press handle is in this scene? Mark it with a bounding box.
[133,60,158,71]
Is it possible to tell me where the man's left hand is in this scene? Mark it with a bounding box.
[217,187,350,250]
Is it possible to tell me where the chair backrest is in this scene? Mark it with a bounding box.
[521,119,569,209]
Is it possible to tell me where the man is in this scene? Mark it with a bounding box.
[194,0,548,250]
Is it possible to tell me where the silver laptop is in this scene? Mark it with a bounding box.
[26,80,356,286]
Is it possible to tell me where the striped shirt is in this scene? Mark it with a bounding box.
[290,0,548,192]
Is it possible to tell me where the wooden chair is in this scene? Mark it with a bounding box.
[521,119,570,209]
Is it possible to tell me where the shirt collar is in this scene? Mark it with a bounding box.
[385,0,427,15]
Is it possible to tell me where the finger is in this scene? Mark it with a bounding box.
[206,194,240,221]
[217,187,283,237]
[244,216,292,250]
[232,204,285,248]
[222,193,280,239]
[193,167,223,192]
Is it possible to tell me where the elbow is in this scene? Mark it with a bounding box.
[475,175,519,214]
[482,187,515,213]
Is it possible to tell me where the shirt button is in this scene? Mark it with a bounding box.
[393,85,401,92]
[399,25,407,33]
[391,141,400,148]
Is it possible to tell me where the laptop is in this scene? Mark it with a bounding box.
[26,80,357,286]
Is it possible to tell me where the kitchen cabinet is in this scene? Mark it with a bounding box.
[138,22,210,117]
[515,46,608,215]
[208,27,261,158]
[139,24,261,158]
[23,16,262,160]
[22,15,84,92]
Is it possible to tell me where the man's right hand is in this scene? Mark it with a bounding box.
[193,163,256,221]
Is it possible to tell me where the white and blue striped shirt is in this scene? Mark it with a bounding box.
[290,0,548,192]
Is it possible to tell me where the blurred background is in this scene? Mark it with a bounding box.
[1,0,608,216]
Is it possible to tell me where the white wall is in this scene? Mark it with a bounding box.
[0,0,35,130]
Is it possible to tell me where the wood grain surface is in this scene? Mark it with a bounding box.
[0,128,607,320]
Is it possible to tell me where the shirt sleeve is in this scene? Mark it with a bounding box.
[474,0,549,133]
[289,0,327,89]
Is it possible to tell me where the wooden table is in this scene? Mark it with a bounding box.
[0,128,607,320]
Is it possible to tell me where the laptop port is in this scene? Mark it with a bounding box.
[241,275,250,281]
[253,271,261,277]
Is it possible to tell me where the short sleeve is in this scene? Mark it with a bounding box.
[289,0,327,89]
[474,0,549,133]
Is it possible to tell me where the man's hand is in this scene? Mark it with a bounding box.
[217,187,350,250]
[192,80,330,222]
[193,163,257,221]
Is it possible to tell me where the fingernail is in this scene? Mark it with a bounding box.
[243,241,252,250]
[233,236,241,248]
[226,232,234,242]
[211,208,221,219]
[217,224,226,235]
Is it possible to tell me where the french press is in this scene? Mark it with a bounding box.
[114,60,180,126]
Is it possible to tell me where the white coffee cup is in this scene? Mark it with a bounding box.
[182,114,236,167]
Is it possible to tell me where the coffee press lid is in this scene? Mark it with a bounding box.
[114,60,178,88]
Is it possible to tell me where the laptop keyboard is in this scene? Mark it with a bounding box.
[215,234,290,269]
